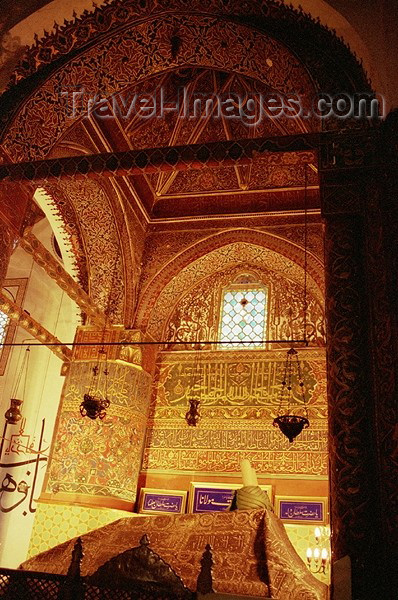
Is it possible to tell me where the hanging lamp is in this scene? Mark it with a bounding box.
[273,164,310,442]
[273,347,309,442]
[185,342,202,426]
[4,345,30,425]
[80,256,118,421]
[79,357,110,421]
[79,326,111,420]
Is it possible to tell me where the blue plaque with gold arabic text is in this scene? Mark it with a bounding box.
[191,485,237,513]
[276,497,327,523]
[138,488,187,514]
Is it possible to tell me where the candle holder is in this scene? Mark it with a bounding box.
[306,526,330,574]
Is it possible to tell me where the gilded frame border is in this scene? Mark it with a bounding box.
[188,482,273,513]
[275,495,327,524]
[138,488,187,515]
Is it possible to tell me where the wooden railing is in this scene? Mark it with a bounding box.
[0,536,269,600]
[0,567,200,599]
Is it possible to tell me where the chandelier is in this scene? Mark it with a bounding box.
[306,526,330,574]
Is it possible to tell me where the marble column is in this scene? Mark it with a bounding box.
[42,327,155,510]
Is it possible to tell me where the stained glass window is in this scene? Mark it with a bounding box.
[218,285,267,348]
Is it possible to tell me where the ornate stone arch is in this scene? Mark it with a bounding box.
[0,0,372,143]
[1,14,320,161]
[0,10,326,324]
[45,178,126,322]
[135,229,324,339]
[0,2,370,325]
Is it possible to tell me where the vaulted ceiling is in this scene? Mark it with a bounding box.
[52,68,320,219]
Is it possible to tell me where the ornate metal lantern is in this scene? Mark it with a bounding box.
[273,347,309,443]
[80,392,110,420]
[80,255,118,421]
[185,398,201,427]
[185,343,202,427]
[80,356,110,421]
[4,398,23,425]
[4,346,30,425]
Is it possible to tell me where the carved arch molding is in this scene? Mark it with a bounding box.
[0,0,371,142]
[2,15,319,161]
[135,230,324,339]
[0,2,368,323]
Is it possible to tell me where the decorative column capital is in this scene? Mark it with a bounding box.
[70,325,158,375]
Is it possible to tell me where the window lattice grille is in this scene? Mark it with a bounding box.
[218,287,267,348]
[0,312,9,348]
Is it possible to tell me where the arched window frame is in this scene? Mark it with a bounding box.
[0,279,28,375]
[217,274,269,350]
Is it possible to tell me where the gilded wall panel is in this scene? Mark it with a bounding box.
[166,265,325,347]
[45,361,152,504]
[144,242,323,339]
[143,349,327,476]
[142,448,328,476]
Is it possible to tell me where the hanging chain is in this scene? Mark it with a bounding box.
[186,342,202,426]
[303,163,309,345]
[295,349,309,419]
[11,345,30,399]
[277,350,291,415]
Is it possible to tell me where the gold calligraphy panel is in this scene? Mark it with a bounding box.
[143,349,327,476]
